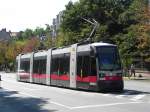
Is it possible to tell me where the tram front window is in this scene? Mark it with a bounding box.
[97,46,121,71]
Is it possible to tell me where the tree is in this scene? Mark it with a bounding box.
[60,0,135,45]
[0,42,7,64]
[34,27,46,37]
[22,37,40,53]
[22,29,34,39]
[114,0,150,68]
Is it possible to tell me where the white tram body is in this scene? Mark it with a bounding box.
[16,42,124,91]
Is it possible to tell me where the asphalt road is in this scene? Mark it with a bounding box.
[0,72,150,112]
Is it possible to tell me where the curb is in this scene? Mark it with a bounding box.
[123,77,150,81]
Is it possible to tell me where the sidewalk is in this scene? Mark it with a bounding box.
[124,70,150,80]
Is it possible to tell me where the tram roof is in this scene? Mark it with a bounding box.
[77,44,90,52]
[34,50,47,57]
[91,42,116,47]
[20,53,32,59]
[52,47,70,55]
[16,42,117,60]
[77,42,116,52]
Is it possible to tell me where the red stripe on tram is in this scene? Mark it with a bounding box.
[59,74,70,81]
[76,76,97,82]
[19,72,30,79]
[51,74,70,81]
[104,76,122,81]
[50,74,59,80]
[31,73,97,82]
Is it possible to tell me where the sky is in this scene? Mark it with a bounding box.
[0,0,78,32]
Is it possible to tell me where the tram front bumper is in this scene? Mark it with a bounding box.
[97,80,124,91]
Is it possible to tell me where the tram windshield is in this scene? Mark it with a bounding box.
[97,46,121,71]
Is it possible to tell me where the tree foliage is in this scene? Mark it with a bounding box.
[59,0,150,68]
[22,38,40,53]
[61,0,135,43]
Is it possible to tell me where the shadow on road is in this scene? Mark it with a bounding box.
[109,89,150,96]
[0,88,57,112]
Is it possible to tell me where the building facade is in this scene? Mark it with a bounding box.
[50,11,64,38]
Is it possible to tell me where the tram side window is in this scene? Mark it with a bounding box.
[64,56,70,75]
[59,55,70,76]
[59,57,64,75]
[33,59,46,74]
[77,56,82,77]
[39,59,46,74]
[90,57,97,76]
[82,56,90,77]
[33,60,39,74]
[20,60,30,73]
[51,57,59,75]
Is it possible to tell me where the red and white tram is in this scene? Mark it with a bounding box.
[16,42,124,91]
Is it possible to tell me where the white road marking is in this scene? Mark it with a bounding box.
[4,88,72,109]
[71,102,142,109]
[115,91,132,98]
[20,90,144,110]
[3,80,38,91]
[115,95,126,98]
[131,94,146,101]
[50,101,72,109]
[19,92,72,109]
[102,94,111,96]
[4,88,144,110]
[3,86,148,111]
[3,80,148,102]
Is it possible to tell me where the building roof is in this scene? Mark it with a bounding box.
[0,28,11,41]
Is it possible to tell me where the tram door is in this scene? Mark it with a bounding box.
[19,59,30,82]
[76,53,97,90]
[76,54,90,89]
[33,57,46,84]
